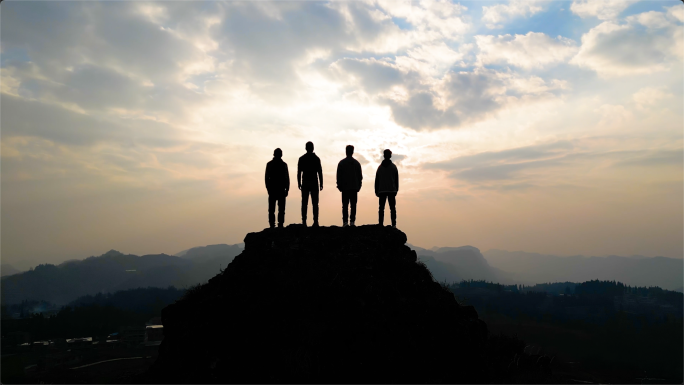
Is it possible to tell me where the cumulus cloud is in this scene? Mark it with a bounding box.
[481,0,544,29]
[375,0,470,41]
[387,92,461,130]
[632,86,673,110]
[379,68,508,131]
[383,68,567,130]
[476,32,578,69]
[570,0,636,20]
[596,104,634,128]
[1,0,682,264]
[331,58,405,94]
[571,10,683,77]
[626,10,672,29]
[667,5,684,23]
[394,42,466,78]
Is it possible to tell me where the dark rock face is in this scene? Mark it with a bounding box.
[154,225,489,383]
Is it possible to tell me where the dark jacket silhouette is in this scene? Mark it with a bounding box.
[298,150,323,225]
[336,156,362,192]
[337,154,363,226]
[266,158,290,196]
[375,159,398,195]
[265,156,290,228]
[297,152,323,190]
[375,157,399,227]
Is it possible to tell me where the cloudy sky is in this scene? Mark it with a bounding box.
[1,0,682,268]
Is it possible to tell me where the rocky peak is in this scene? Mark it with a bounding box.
[153,225,490,383]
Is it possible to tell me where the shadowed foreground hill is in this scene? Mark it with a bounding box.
[152,225,494,383]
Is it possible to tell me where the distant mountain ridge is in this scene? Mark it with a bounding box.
[175,243,244,263]
[408,244,514,284]
[483,249,684,291]
[4,241,681,305]
[1,264,22,277]
[1,245,243,306]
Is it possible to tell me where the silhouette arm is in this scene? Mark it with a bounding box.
[357,161,363,191]
[374,168,379,197]
[297,158,302,190]
[265,164,270,192]
[317,158,323,191]
[336,161,341,192]
[285,164,290,194]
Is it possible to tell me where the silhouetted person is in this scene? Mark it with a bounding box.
[336,145,363,227]
[298,141,323,227]
[265,148,290,228]
[375,149,399,227]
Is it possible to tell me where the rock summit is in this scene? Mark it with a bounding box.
[154,225,490,383]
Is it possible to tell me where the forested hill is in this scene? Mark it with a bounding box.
[67,286,186,313]
[1,248,238,305]
[449,279,683,382]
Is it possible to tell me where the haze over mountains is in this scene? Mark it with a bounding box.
[1,264,22,277]
[1,245,243,305]
[482,249,684,291]
[409,245,682,291]
[2,241,681,306]
[409,245,512,284]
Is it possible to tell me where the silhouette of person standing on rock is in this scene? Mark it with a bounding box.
[265,148,290,228]
[298,141,323,227]
[375,149,399,228]
[336,145,363,227]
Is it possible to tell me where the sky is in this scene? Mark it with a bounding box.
[1,0,682,269]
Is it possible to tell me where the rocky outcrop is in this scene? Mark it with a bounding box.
[153,225,490,383]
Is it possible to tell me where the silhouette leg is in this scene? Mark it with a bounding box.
[350,191,357,224]
[378,194,387,226]
[301,188,310,223]
[342,191,349,225]
[388,193,396,227]
[311,188,319,225]
[277,196,286,227]
[268,195,276,228]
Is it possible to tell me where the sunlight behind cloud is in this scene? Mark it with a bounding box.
[1,0,682,264]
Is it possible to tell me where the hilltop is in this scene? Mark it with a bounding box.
[151,225,510,383]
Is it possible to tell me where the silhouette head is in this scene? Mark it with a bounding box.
[306,141,314,153]
[273,148,282,159]
[346,145,354,156]
[383,149,392,160]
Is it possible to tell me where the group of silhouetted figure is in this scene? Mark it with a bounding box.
[265,142,399,228]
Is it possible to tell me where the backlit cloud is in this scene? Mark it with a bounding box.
[481,0,544,29]
[1,0,682,263]
[571,9,683,77]
[476,32,578,69]
[570,0,637,20]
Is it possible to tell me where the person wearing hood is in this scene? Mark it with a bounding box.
[298,141,323,227]
[374,149,399,227]
[336,145,363,227]
[265,148,290,228]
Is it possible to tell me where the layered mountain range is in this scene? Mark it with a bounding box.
[2,237,681,306]
[1,245,243,305]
